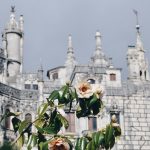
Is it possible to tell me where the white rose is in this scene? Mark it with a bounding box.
[75,81,93,98]
[92,84,104,99]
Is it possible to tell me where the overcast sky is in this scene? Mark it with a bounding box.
[0,0,150,79]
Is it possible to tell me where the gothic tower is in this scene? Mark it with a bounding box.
[127,11,149,82]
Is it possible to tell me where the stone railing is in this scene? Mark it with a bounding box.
[0,82,20,99]
[0,82,39,100]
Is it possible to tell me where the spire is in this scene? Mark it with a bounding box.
[133,10,144,51]
[19,15,24,32]
[38,59,44,82]
[91,31,108,67]
[65,34,77,67]
[6,6,18,30]
[11,6,15,13]
[95,30,102,50]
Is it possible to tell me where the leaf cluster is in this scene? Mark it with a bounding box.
[0,83,121,150]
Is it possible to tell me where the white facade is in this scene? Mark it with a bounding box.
[0,8,150,149]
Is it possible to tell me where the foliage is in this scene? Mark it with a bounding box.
[0,81,121,150]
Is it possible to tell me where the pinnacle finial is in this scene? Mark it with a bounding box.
[133,9,140,31]
[68,34,73,49]
[11,6,15,13]
[65,34,77,67]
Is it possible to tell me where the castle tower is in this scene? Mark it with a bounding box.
[91,31,108,67]
[38,64,44,105]
[3,6,24,82]
[127,11,149,82]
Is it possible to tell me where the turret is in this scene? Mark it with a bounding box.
[4,6,24,81]
[127,10,149,82]
[37,64,44,105]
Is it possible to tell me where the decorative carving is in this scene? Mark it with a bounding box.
[20,90,39,100]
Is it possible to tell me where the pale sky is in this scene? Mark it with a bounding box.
[0,0,150,79]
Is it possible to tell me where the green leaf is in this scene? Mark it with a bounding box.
[49,108,57,123]
[85,141,95,150]
[35,125,44,134]
[48,90,59,101]
[38,103,48,116]
[17,134,25,149]
[75,137,88,150]
[57,114,69,129]
[93,131,105,148]
[89,94,97,107]
[39,141,48,150]
[60,85,69,99]
[113,126,121,137]
[34,118,45,128]
[91,101,101,115]
[18,120,29,134]
[70,88,78,100]
[104,124,115,150]
[27,134,37,150]
[12,117,21,133]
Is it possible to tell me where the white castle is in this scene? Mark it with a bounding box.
[0,7,150,150]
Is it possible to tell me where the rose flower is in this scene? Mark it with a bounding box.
[48,137,70,150]
[111,115,119,127]
[90,84,104,99]
[76,81,93,98]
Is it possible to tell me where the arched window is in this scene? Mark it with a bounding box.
[140,70,142,77]
[110,112,120,124]
[25,113,32,123]
[87,79,95,84]
[5,109,10,129]
[110,73,116,81]
[52,72,58,80]
[25,113,32,137]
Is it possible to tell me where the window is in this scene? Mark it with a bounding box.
[25,84,31,89]
[65,112,75,132]
[140,70,142,77]
[88,117,97,131]
[110,113,120,124]
[25,113,32,123]
[25,113,32,137]
[52,72,58,80]
[5,109,10,129]
[110,73,116,81]
[33,84,38,90]
[144,71,146,79]
[87,79,95,84]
